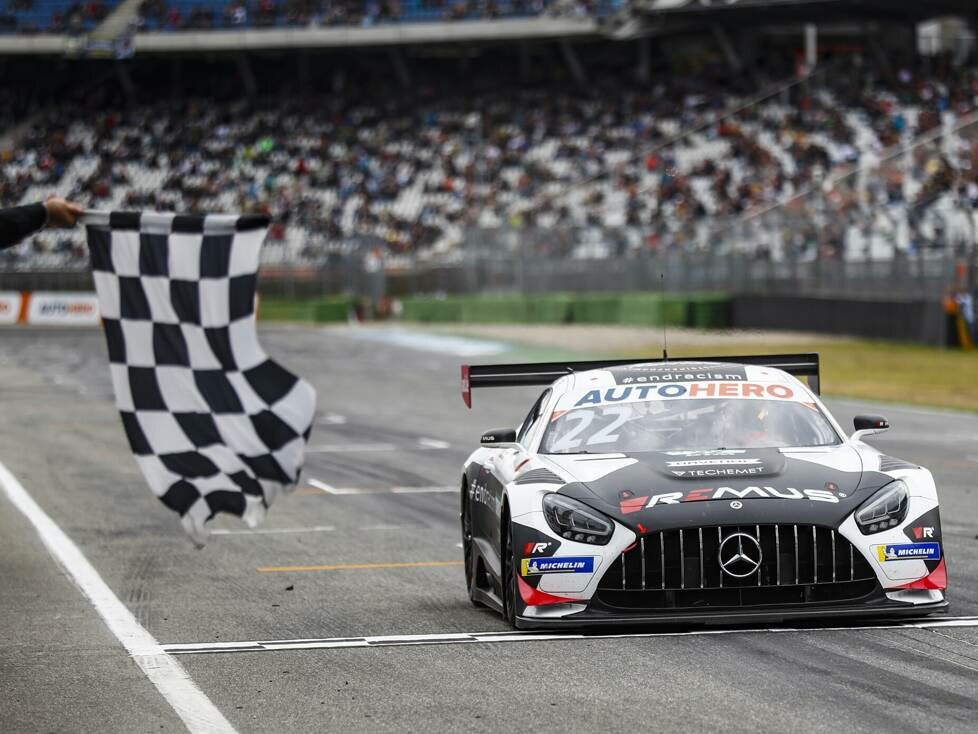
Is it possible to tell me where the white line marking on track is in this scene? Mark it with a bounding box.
[390,486,457,494]
[0,460,236,734]
[347,327,510,357]
[307,443,398,453]
[419,438,451,450]
[161,616,978,655]
[322,413,348,425]
[876,434,978,445]
[211,526,337,535]
[827,398,978,420]
[212,524,419,535]
[307,478,336,494]
[305,482,457,496]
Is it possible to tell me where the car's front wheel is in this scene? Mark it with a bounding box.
[501,507,518,627]
[461,481,480,607]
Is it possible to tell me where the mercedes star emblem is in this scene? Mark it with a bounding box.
[718,532,763,578]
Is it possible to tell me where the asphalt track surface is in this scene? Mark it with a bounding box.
[1,324,977,733]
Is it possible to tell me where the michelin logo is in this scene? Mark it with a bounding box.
[521,556,595,576]
[875,543,941,562]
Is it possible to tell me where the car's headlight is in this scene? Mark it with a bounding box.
[542,493,614,545]
[855,480,909,535]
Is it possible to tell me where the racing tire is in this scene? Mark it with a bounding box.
[461,481,480,607]
[501,507,518,628]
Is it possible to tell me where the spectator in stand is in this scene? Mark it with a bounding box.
[137,0,163,27]
[228,0,246,26]
[164,5,181,27]
[256,0,277,27]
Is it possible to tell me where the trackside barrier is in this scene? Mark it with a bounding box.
[0,291,22,324]
[256,297,354,323]
[26,292,101,326]
[396,294,733,329]
[0,291,101,326]
[619,294,690,327]
[0,292,353,326]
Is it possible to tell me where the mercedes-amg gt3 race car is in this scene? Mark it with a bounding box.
[459,354,947,629]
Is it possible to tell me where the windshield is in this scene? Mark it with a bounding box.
[541,392,840,454]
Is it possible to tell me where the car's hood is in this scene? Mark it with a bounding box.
[543,446,893,530]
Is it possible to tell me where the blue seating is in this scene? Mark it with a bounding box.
[0,0,620,34]
[0,0,118,34]
[140,0,624,32]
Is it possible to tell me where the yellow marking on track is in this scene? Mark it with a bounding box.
[292,487,328,496]
[257,560,464,573]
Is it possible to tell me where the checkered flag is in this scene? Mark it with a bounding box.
[85,211,317,545]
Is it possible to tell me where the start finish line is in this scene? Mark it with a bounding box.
[159,616,978,655]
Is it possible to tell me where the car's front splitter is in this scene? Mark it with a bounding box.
[514,597,948,630]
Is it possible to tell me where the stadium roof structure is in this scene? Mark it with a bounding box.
[638,0,978,24]
[0,17,605,56]
[0,1,972,56]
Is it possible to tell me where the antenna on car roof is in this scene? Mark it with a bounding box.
[659,272,668,362]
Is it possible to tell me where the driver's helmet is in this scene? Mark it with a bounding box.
[716,397,769,441]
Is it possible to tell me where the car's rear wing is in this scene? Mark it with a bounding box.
[461,353,820,407]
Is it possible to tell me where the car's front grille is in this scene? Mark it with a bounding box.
[596,524,878,610]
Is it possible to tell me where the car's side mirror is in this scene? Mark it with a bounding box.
[481,428,518,446]
[851,414,889,442]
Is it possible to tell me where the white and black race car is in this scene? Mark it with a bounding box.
[459,355,947,629]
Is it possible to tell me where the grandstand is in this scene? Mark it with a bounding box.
[3,51,977,270]
[1,0,976,300]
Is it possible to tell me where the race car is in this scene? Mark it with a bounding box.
[459,354,947,629]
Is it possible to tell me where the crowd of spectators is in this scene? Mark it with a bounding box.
[0,0,112,34]
[134,0,613,32]
[2,55,977,270]
[0,0,608,33]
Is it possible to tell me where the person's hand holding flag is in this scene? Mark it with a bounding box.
[43,197,84,228]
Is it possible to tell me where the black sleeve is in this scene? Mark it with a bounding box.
[0,203,46,250]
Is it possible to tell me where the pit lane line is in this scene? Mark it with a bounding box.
[0,459,236,734]
[160,616,978,655]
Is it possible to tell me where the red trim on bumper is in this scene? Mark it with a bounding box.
[517,576,577,606]
[896,558,947,590]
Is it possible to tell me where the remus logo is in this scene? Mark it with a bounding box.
[615,486,837,515]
